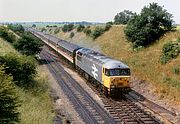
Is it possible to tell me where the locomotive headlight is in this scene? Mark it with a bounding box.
[111,85,115,88]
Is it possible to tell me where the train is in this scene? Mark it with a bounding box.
[29,29,131,96]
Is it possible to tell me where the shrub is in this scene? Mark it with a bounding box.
[104,24,112,31]
[70,32,75,38]
[8,24,24,34]
[41,27,47,32]
[83,28,91,36]
[32,24,36,27]
[0,66,20,123]
[13,32,43,56]
[0,53,37,87]
[91,26,105,39]
[124,3,175,48]
[77,25,85,32]
[62,24,74,32]
[160,40,180,64]
[0,26,16,43]
[54,28,60,34]
[172,66,179,75]
[106,21,113,25]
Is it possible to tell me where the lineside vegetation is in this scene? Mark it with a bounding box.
[0,26,54,123]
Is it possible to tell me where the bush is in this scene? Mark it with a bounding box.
[160,40,180,64]
[0,26,16,43]
[172,66,179,75]
[106,21,113,25]
[41,27,47,32]
[83,28,91,36]
[0,53,37,87]
[62,24,74,32]
[91,26,105,39]
[8,24,24,34]
[0,66,20,123]
[13,32,43,56]
[54,28,60,34]
[69,32,75,38]
[77,25,85,32]
[124,3,175,48]
[104,24,112,31]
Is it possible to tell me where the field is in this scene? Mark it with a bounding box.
[177,25,180,31]
[0,38,54,124]
[21,22,64,28]
[48,25,180,104]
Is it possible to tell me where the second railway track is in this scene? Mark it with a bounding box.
[40,48,117,123]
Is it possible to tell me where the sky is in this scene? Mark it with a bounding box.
[0,0,180,23]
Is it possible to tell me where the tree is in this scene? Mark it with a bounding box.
[13,32,43,56]
[0,53,37,87]
[8,24,24,33]
[91,26,105,39]
[77,24,85,32]
[32,24,36,28]
[114,10,136,25]
[124,3,175,48]
[83,28,91,36]
[70,32,75,38]
[0,66,20,123]
[104,24,112,31]
[0,26,16,43]
[62,24,74,32]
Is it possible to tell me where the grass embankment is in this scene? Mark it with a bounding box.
[0,38,54,123]
[49,25,180,104]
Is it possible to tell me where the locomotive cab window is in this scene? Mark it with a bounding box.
[105,69,130,76]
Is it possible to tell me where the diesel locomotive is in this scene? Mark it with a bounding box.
[29,29,131,95]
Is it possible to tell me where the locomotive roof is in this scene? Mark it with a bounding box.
[78,48,129,69]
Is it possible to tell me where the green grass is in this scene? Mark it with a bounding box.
[17,66,54,124]
[0,37,54,123]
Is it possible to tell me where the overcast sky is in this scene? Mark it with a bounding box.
[0,0,180,23]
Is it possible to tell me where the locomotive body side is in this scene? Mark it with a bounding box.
[75,48,103,83]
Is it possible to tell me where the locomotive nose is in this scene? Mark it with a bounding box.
[110,77,130,88]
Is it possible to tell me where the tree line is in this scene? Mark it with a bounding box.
[0,25,43,123]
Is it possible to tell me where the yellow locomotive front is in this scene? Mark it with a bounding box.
[102,61,131,95]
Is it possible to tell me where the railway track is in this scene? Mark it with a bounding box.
[102,96,162,124]
[40,49,117,124]
[87,82,162,124]
[41,46,163,124]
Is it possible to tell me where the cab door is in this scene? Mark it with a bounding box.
[102,67,110,89]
